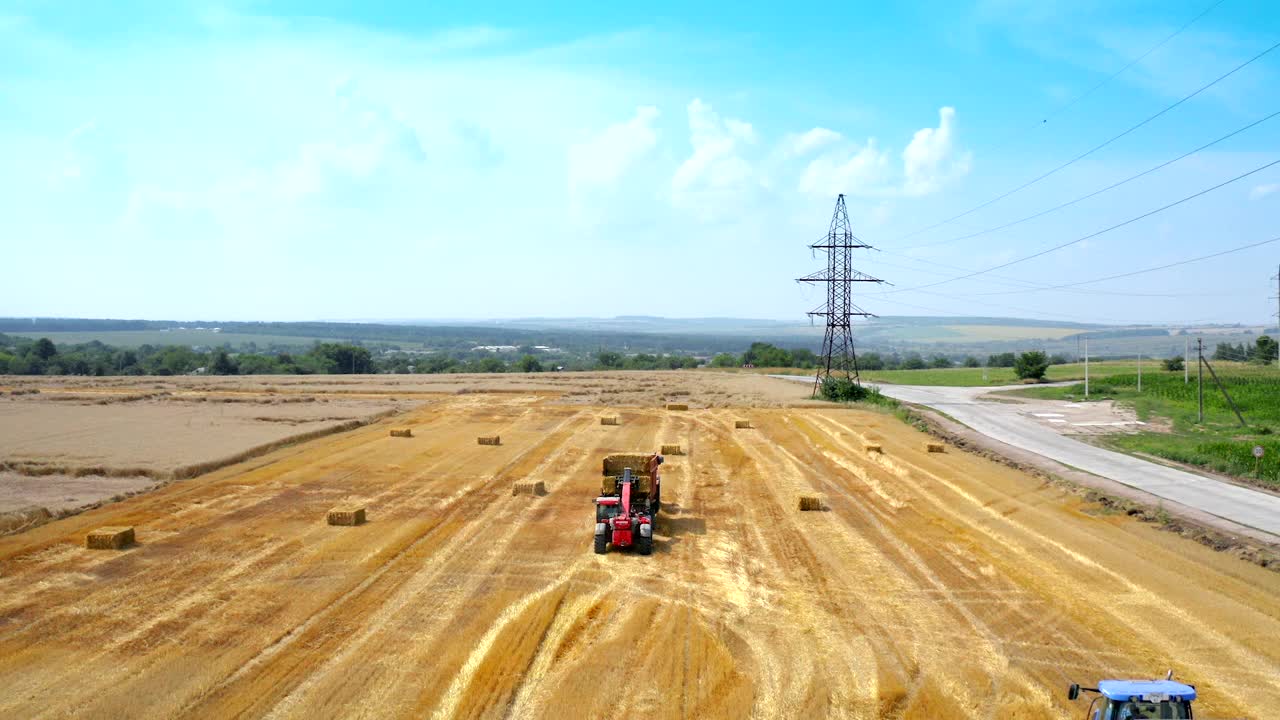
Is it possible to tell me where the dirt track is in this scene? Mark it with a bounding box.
[1,393,1278,718]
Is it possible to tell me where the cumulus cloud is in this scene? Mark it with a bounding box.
[565,105,660,223]
[671,99,763,215]
[797,140,890,195]
[50,120,127,189]
[794,106,969,197]
[122,74,430,242]
[902,106,970,195]
[267,75,429,198]
[1250,183,1279,200]
[780,127,842,158]
[325,74,427,173]
[568,106,659,192]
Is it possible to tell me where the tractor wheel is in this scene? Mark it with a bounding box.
[637,534,653,556]
[594,533,608,555]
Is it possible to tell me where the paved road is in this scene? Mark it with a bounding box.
[773,376,1280,539]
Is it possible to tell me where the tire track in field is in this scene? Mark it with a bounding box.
[0,412,454,717]
[681,411,887,719]
[4,402,508,719]
[180,405,595,719]
[395,407,662,718]
[806,410,1280,715]
[733,409,1056,715]
[263,408,607,717]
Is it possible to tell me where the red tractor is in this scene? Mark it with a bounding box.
[594,453,663,555]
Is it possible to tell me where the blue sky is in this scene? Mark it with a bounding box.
[2,0,1278,325]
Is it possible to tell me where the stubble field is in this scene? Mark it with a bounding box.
[0,373,1277,719]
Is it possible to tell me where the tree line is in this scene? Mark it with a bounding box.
[707,342,1073,372]
[1212,336,1278,364]
[0,333,702,376]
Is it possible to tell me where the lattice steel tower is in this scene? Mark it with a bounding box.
[797,194,884,394]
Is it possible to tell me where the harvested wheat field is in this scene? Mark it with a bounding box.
[0,385,405,514]
[0,381,1278,719]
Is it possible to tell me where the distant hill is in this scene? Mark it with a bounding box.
[1,316,1272,360]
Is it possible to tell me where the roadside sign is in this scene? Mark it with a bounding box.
[1254,445,1265,459]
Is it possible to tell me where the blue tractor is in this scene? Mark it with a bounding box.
[1068,673,1196,719]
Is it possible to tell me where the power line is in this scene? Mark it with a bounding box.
[930,0,1232,202]
[896,36,1280,242]
[1029,0,1230,127]
[974,234,1280,295]
[867,293,1118,324]
[908,287,1125,323]
[900,108,1280,251]
[869,252,1227,298]
[882,156,1280,294]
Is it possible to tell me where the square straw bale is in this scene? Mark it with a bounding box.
[86,526,135,550]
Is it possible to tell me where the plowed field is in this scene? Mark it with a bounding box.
[1,391,1278,719]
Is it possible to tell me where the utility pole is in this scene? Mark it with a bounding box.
[1184,336,1189,385]
[1137,353,1142,392]
[1272,265,1279,366]
[1084,338,1090,399]
[1197,338,1204,423]
[1203,350,1248,427]
[797,194,884,394]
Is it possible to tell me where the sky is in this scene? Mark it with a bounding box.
[1,0,1279,326]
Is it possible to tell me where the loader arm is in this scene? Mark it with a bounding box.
[620,468,633,517]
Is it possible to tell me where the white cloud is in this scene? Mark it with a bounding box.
[1250,183,1279,200]
[902,106,970,196]
[671,99,763,216]
[51,120,107,183]
[119,73,431,249]
[568,106,659,193]
[780,127,842,158]
[794,107,969,197]
[327,74,427,172]
[798,140,890,195]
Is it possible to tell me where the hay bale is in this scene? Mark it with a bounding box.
[734,420,752,429]
[389,428,413,438]
[600,475,653,495]
[86,526,135,550]
[327,506,366,526]
[600,416,620,426]
[603,454,654,476]
[798,496,822,512]
[512,481,547,497]
[477,435,501,446]
[925,443,945,453]
[665,403,689,411]
[661,444,683,455]
[864,444,883,454]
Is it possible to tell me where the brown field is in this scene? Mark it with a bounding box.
[0,382,406,514]
[0,370,815,408]
[0,374,1278,718]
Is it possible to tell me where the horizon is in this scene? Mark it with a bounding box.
[3,313,1277,331]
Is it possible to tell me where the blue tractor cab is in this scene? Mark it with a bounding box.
[1068,674,1196,719]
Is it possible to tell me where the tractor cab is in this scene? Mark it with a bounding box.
[1069,677,1196,719]
[595,497,620,522]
